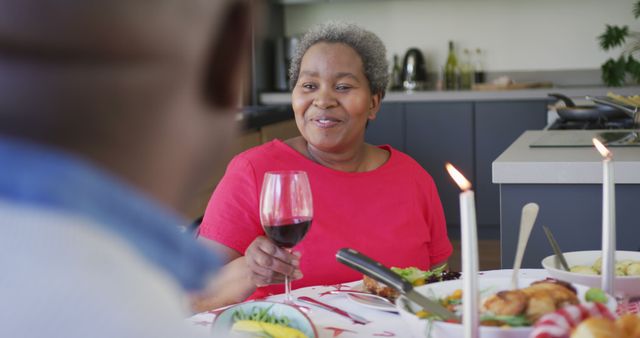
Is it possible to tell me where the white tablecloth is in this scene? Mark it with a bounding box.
[187,269,550,337]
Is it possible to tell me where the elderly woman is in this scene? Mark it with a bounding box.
[195,22,452,309]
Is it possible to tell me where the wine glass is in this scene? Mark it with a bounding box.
[259,171,313,304]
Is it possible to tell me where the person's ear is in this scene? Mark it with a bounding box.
[368,92,382,120]
[203,0,252,109]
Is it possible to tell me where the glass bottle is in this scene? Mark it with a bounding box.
[444,41,458,90]
[390,54,402,90]
[460,49,474,90]
[474,48,486,84]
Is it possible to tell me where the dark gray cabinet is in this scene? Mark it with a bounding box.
[474,101,548,229]
[405,103,474,226]
[366,103,405,151]
[364,99,548,237]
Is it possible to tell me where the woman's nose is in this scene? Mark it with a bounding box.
[312,88,337,109]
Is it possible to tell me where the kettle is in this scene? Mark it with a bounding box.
[401,48,427,90]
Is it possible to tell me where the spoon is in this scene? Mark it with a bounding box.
[511,202,539,290]
[542,225,570,271]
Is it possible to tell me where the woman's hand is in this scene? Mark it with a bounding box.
[244,236,302,286]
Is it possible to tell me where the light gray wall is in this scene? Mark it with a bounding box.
[283,0,638,73]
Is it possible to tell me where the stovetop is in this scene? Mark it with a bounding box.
[547,117,636,130]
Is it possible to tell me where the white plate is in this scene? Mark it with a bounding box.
[210,301,318,338]
[397,277,618,338]
[345,282,398,312]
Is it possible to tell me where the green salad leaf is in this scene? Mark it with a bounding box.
[390,264,448,284]
[479,314,531,327]
[391,267,426,283]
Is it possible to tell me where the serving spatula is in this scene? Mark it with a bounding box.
[336,248,457,321]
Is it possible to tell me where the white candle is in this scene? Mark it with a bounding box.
[593,138,615,296]
[446,163,479,338]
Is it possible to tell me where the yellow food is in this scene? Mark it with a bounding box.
[231,320,308,338]
[572,257,640,276]
[607,92,640,107]
[481,280,579,322]
[415,310,430,318]
[570,313,640,338]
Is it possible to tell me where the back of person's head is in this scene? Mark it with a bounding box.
[289,21,389,98]
[0,0,252,211]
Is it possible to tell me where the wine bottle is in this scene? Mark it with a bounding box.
[444,41,458,90]
[460,48,474,90]
[390,54,402,90]
[474,48,486,84]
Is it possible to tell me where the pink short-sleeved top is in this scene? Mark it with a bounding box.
[199,140,452,299]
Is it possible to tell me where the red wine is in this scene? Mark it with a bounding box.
[264,219,312,248]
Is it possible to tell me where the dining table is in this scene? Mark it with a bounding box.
[187,269,640,337]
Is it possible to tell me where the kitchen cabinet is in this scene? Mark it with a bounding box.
[364,99,548,237]
[405,102,474,228]
[366,103,405,152]
[494,131,640,268]
[474,101,548,229]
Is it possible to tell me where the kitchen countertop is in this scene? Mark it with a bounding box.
[261,86,640,104]
[492,130,640,184]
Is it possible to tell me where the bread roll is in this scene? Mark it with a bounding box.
[616,314,640,338]
[570,317,622,338]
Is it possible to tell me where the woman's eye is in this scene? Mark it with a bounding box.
[336,84,352,91]
[301,83,316,90]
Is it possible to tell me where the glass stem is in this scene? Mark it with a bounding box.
[284,247,294,304]
[285,274,293,304]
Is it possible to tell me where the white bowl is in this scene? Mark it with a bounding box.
[395,277,616,338]
[541,250,640,297]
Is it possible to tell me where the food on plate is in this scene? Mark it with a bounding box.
[571,257,640,276]
[362,265,461,301]
[607,92,640,107]
[230,306,308,338]
[482,278,580,323]
[231,321,307,338]
[571,266,599,275]
[417,278,583,327]
[571,317,623,338]
[585,288,609,304]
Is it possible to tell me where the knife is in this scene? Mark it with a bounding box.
[335,248,458,321]
[297,296,370,325]
[542,225,570,271]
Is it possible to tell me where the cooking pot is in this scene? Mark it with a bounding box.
[549,93,627,121]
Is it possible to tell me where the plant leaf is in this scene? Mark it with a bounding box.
[626,55,640,83]
[599,25,629,50]
[601,57,627,87]
[634,0,640,18]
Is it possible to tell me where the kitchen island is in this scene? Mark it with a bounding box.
[493,130,640,269]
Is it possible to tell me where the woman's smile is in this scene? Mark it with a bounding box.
[310,115,343,129]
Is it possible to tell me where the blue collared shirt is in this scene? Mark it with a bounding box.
[0,136,220,291]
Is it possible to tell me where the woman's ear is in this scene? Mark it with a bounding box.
[368,92,382,120]
[203,0,252,109]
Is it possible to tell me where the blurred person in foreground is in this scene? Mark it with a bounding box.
[0,0,251,337]
[194,21,453,310]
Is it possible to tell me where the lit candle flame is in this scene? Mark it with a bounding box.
[446,162,472,191]
[592,138,612,159]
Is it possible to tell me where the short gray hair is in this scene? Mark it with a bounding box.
[289,21,388,98]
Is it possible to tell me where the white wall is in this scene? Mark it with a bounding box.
[284,0,638,73]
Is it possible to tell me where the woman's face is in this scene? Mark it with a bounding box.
[291,42,381,153]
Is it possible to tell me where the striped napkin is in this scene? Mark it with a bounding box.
[530,303,616,338]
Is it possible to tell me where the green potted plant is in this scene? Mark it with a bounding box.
[599,0,640,86]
